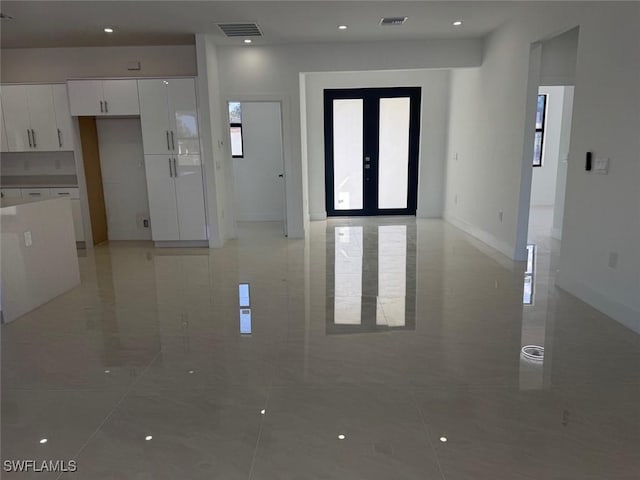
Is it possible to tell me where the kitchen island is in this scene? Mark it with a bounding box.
[1,197,80,323]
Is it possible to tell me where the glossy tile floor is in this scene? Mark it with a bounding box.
[2,218,639,479]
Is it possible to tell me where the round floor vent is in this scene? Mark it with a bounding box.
[521,345,544,362]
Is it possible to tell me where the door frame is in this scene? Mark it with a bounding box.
[223,95,290,237]
[324,87,421,217]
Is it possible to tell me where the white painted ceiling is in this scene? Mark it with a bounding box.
[0,1,544,48]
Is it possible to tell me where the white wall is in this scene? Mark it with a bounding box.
[530,86,565,206]
[0,45,196,83]
[303,69,450,219]
[210,38,483,239]
[551,87,574,240]
[444,4,640,331]
[96,118,151,241]
[539,27,579,86]
[233,102,285,222]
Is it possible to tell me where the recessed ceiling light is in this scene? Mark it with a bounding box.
[440,436,448,442]
[338,25,348,30]
[452,21,463,26]
[338,434,346,440]
[188,369,195,374]
[145,435,153,441]
[260,409,266,415]
[104,369,110,374]
[104,27,114,33]
[244,39,252,44]
[39,438,48,444]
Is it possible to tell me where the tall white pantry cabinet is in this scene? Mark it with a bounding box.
[138,78,207,242]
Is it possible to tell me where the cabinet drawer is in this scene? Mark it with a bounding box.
[1,188,23,198]
[50,187,80,199]
[21,188,52,199]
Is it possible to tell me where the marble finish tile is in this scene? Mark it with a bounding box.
[2,219,638,479]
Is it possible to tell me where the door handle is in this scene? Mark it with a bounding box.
[173,158,177,177]
[31,130,36,148]
[171,131,175,151]
[100,101,104,113]
[104,101,108,113]
[57,129,62,148]
[166,131,171,150]
[27,129,32,148]
[169,158,173,177]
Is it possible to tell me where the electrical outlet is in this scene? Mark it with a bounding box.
[24,231,32,247]
[143,219,149,228]
[608,251,619,269]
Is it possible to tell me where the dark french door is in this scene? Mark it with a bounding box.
[324,87,421,216]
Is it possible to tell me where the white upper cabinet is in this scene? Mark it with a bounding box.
[1,84,62,152]
[138,78,199,155]
[51,84,74,151]
[25,85,60,151]
[2,85,31,151]
[68,79,139,116]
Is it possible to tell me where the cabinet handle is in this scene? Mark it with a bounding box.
[57,192,70,196]
[100,101,104,113]
[31,130,37,148]
[27,129,33,148]
[166,131,171,150]
[29,192,41,196]
[57,129,62,148]
[105,101,108,113]
[173,158,177,177]
[168,158,173,177]
[171,131,175,151]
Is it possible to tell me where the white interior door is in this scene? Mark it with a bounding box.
[52,84,74,151]
[232,102,285,223]
[174,155,207,240]
[138,79,172,154]
[144,154,180,241]
[168,78,199,155]
[1,85,31,151]
[102,80,139,116]
[26,85,59,151]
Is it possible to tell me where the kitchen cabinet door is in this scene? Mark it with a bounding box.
[168,78,200,155]
[67,80,104,116]
[174,155,207,240]
[144,155,180,241]
[52,84,75,151]
[138,79,172,154]
[1,85,31,151]
[26,85,59,151]
[102,80,139,116]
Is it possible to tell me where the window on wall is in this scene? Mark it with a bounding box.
[533,94,547,167]
[229,102,244,158]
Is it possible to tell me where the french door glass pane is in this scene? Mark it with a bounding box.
[378,97,410,209]
[333,99,363,210]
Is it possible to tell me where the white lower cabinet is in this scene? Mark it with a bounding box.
[144,154,206,241]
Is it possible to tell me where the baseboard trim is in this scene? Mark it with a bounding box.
[154,240,209,248]
[310,211,327,221]
[556,272,640,334]
[443,212,516,260]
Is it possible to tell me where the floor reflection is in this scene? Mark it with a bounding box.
[326,223,416,334]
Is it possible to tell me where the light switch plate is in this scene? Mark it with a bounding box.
[24,231,32,247]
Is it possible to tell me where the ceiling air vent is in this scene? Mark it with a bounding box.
[217,23,263,38]
[379,16,408,26]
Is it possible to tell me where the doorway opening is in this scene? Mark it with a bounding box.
[227,101,287,235]
[323,87,421,216]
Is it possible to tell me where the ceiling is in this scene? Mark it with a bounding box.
[0,1,546,49]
